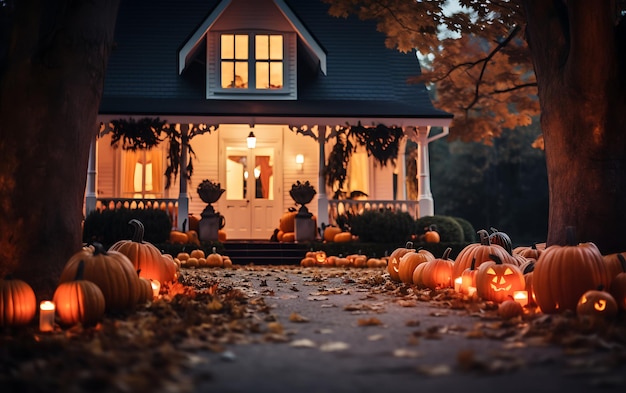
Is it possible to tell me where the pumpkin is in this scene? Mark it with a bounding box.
[222,256,233,269]
[109,219,177,284]
[412,261,428,288]
[279,210,297,233]
[387,241,416,282]
[335,256,351,267]
[422,225,440,243]
[488,227,513,255]
[533,227,612,314]
[169,230,189,244]
[366,258,384,268]
[281,232,296,243]
[218,229,228,242]
[136,272,154,305]
[576,288,618,320]
[59,243,140,312]
[475,254,525,303]
[498,299,524,319]
[53,260,106,327]
[0,275,37,327]
[185,230,201,246]
[190,249,206,259]
[603,252,626,281]
[186,257,199,268]
[300,257,316,267]
[459,258,478,295]
[177,252,190,261]
[353,255,367,268]
[205,247,223,268]
[333,232,353,243]
[420,247,454,290]
[188,214,200,232]
[609,254,626,311]
[515,244,543,260]
[323,226,342,242]
[314,251,327,265]
[397,249,435,284]
[325,255,337,267]
[453,229,515,279]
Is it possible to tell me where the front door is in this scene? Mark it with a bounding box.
[219,130,282,239]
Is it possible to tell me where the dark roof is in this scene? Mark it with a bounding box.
[100,0,452,124]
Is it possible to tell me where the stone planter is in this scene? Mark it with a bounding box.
[197,180,226,242]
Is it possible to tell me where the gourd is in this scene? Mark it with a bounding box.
[59,243,140,312]
[452,229,515,279]
[0,275,37,327]
[109,219,177,284]
[420,247,454,290]
[533,227,612,314]
[53,260,106,327]
[475,254,525,303]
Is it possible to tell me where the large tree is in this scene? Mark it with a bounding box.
[0,0,120,298]
[325,0,626,254]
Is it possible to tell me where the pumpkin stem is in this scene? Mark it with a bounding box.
[470,257,476,270]
[92,242,107,256]
[477,229,490,245]
[565,226,577,246]
[441,247,452,260]
[617,253,626,273]
[405,241,414,249]
[129,219,145,243]
[74,260,86,281]
[488,254,503,264]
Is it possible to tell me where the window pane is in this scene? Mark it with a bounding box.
[234,62,248,88]
[255,35,268,60]
[270,62,283,89]
[221,34,234,59]
[256,62,268,89]
[221,62,234,88]
[226,154,247,200]
[255,155,273,200]
[269,35,283,60]
[234,34,248,59]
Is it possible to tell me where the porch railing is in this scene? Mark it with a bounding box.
[328,199,419,226]
[93,198,179,229]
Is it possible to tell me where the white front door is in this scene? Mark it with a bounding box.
[219,130,282,239]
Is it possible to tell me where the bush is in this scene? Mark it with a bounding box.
[451,216,477,243]
[349,209,414,243]
[83,208,172,249]
[414,215,464,243]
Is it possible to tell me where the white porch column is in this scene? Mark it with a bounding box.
[317,125,329,228]
[176,124,190,230]
[396,135,408,200]
[415,126,449,217]
[85,134,98,215]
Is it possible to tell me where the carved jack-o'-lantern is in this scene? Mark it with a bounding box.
[315,251,327,265]
[475,254,525,303]
[576,289,618,320]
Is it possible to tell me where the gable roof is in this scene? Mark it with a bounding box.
[100,0,452,127]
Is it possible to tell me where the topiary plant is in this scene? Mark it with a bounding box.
[350,209,414,243]
[451,216,477,243]
[414,215,464,243]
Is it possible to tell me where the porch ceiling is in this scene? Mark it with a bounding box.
[98,97,453,128]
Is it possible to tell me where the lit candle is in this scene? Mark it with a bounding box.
[151,280,161,299]
[467,286,477,297]
[513,290,529,307]
[39,300,55,332]
[454,277,462,292]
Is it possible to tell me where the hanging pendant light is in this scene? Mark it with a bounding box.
[247,132,256,149]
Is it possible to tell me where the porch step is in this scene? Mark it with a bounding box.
[222,241,309,265]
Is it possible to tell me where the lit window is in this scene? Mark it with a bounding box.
[255,35,283,89]
[221,34,249,88]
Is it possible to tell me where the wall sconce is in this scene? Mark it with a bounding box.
[295,154,304,171]
[247,132,256,149]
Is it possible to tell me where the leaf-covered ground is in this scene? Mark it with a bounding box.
[1,265,625,392]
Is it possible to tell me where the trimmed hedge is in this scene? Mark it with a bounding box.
[414,215,465,243]
[349,209,415,243]
[451,216,477,243]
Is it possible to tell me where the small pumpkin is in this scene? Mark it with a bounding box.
[333,232,353,243]
[281,232,296,243]
[168,230,189,244]
[422,225,440,243]
[475,254,525,303]
[323,226,343,242]
[397,248,435,284]
[109,219,177,284]
[205,247,223,268]
[459,257,478,295]
[0,275,37,327]
[387,242,416,282]
[420,247,454,290]
[453,230,514,279]
[59,243,140,312]
[190,249,206,259]
[314,251,327,265]
[488,227,513,255]
[576,288,618,321]
[185,230,201,246]
[53,260,106,327]
[279,210,297,233]
[300,257,316,267]
[498,299,524,319]
[136,271,154,305]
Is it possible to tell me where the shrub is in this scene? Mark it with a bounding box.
[451,216,477,243]
[414,215,464,243]
[349,209,414,243]
[83,208,172,249]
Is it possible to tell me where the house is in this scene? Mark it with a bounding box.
[88,0,453,241]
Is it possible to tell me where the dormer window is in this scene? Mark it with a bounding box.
[220,33,284,91]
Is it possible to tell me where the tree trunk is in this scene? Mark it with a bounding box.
[524,0,626,254]
[0,1,120,299]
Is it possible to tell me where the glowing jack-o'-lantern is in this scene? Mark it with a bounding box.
[315,251,327,265]
[576,289,618,320]
[475,254,525,303]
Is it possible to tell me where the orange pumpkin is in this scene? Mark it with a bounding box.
[459,258,478,295]
[533,227,612,314]
[300,257,316,267]
[603,252,626,281]
[136,273,154,305]
[282,232,296,243]
[59,243,140,312]
[609,254,626,311]
[206,247,224,268]
[109,219,177,284]
[53,260,106,327]
[577,289,618,321]
[169,230,189,244]
[0,275,37,327]
[279,210,297,233]
[475,254,525,303]
[190,249,206,259]
[412,261,428,288]
[387,242,416,282]
[397,249,435,284]
[453,229,515,279]
[218,229,228,242]
[420,247,454,290]
[333,232,353,243]
[498,299,523,319]
[423,228,440,243]
[323,226,342,242]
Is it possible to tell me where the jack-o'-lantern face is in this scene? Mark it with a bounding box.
[315,251,327,264]
[576,290,618,319]
[475,257,525,303]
